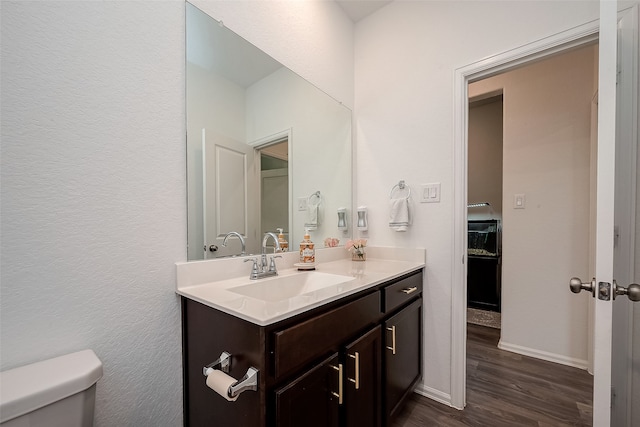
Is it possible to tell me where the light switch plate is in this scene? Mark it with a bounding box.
[420,183,441,203]
[297,197,308,211]
[514,193,525,209]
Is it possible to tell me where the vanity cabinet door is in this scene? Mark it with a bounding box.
[383,299,422,425]
[344,325,382,427]
[274,352,340,427]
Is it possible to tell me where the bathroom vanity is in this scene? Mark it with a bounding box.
[177,250,424,427]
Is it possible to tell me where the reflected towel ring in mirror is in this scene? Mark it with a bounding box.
[308,191,321,206]
[390,180,411,199]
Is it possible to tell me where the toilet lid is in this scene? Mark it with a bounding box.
[0,349,103,423]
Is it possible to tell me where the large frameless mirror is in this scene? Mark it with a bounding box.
[186,2,352,260]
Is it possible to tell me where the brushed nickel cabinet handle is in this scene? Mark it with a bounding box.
[330,363,343,404]
[386,326,396,355]
[401,287,418,295]
[347,352,360,389]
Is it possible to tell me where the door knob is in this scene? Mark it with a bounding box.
[569,277,596,297]
[613,281,640,302]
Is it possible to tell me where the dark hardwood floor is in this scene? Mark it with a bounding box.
[392,323,593,426]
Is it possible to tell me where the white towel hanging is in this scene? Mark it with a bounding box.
[389,197,411,231]
[304,191,321,230]
[389,181,411,231]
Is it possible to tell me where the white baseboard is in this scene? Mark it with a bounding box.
[414,383,459,409]
[497,339,589,371]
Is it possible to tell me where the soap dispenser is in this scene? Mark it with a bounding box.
[277,228,288,252]
[299,229,315,264]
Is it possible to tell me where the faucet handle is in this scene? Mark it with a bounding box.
[268,255,282,273]
[244,257,260,279]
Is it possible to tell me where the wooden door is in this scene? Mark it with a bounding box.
[591,3,639,426]
[384,299,422,424]
[275,352,340,427]
[344,325,382,427]
[610,4,640,426]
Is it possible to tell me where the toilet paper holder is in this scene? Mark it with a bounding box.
[203,352,259,399]
[203,351,231,374]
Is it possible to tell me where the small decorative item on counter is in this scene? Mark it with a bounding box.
[276,228,288,252]
[346,239,367,261]
[299,229,315,264]
[324,237,340,248]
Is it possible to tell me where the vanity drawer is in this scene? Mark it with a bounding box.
[273,291,380,380]
[382,271,423,314]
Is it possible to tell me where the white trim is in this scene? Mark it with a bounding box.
[414,384,453,407]
[246,128,291,148]
[611,5,639,426]
[497,340,590,371]
[451,19,599,410]
[202,128,208,259]
[248,128,294,247]
[593,1,618,424]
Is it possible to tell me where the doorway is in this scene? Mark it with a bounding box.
[463,43,597,422]
[259,139,289,240]
[467,94,503,329]
[451,19,601,411]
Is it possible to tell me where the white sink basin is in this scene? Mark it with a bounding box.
[229,271,354,302]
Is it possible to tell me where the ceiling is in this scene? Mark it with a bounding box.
[187,1,394,89]
[335,0,393,22]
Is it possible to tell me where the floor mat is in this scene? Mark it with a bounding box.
[467,307,500,329]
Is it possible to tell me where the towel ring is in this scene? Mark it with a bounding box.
[390,180,411,199]
[308,191,321,205]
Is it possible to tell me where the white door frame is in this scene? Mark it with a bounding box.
[249,128,294,251]
[609,4,638,425]
[451,20,599,409]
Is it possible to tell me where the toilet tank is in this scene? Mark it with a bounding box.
[0,350,103,427]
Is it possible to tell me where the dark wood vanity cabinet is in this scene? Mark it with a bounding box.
[274,352,341,427]
[181,269,423,427]
[384,299,422,424]
[275,326,382,427]
[344,325,383,427]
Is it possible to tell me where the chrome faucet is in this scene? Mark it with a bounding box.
[244,232,281,280]
[222,231,246,256]
[261,232,281,271]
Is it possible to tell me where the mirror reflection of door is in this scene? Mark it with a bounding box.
[202,128,258,259]
[259,139,289,248]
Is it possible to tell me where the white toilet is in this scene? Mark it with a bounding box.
[0,350,103,427]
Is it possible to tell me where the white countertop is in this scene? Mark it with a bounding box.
[176,247,425,326]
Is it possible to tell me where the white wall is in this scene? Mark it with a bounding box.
[470,44,596,367]
[354,0,600,401]
[187,62,352,259]
[0,1,354,425]
[187,63,249,259]
[246,67,352,246]
[190,0,355,109]
[0,2,186,425]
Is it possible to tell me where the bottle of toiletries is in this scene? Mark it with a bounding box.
[299,229,315,264]
[277,228,288,252]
